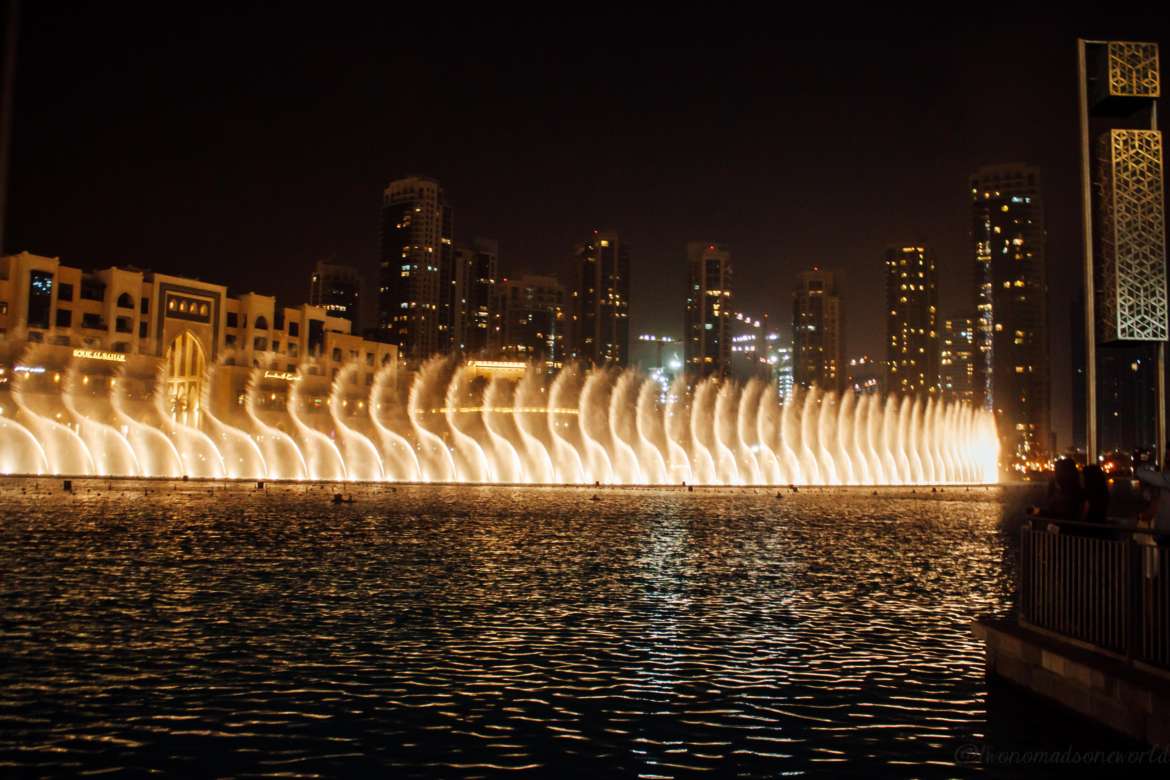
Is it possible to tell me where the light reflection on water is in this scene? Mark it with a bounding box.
[0,481,1033,776]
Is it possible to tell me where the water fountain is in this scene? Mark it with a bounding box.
[0,352,999,484]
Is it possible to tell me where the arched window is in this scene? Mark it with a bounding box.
[116,293,134,309]
[164,331,206,428]
[254,315,269,331]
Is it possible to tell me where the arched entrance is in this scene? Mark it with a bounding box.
[165,331,206,426]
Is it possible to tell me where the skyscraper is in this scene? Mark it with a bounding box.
[572,230,629,366]
[309,260,362,331]
[939,313,978,404]
[493,274,565,365]
[1077,40,1166,463]
[457,238,498,355]
[684,241,732,378]
[377,176,454,363]
[970,163,1049,465]
[1071,291,1160,456]
[884,246,939,395]
[775,344,794,402]
[792,268,844,393]
[846,355,885,395]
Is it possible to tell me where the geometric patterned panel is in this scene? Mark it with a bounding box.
[1097,129,1167,342]
[1106,41,1160,98]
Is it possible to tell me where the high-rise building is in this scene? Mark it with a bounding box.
[846,355,885,395]
[493,274,565,365]
[684,242,732,378]
[457,238,498,355]
[1076,40,1166,464]
[774,345,794,402]
[572,230,629,366]
[884,246,938,395]
[378,176,454,363]
[970,163,1049,465]
[939,313,978,404]
[1071,291,1159,456]
[792,268,844,393]
[633,334,684,399]
[729,328,765,382]
[309,260,362,331]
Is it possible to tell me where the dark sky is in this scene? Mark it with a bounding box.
[5,8,1169,448]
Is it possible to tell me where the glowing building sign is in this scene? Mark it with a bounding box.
[263,370,299,381]
[72,349,126,363]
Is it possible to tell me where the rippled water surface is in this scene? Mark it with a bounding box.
[0,481,1035,776]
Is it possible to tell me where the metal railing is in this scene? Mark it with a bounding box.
[1019,520,1170,671]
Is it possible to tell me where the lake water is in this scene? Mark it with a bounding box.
[0,480,1099,777]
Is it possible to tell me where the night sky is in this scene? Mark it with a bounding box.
[5,8,1169,448]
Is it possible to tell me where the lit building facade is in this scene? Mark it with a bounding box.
[684,242,732,378]
[493,274,565,365]
[884,246,938,395]
[775,346,794,402]
[0,251,397,431]
[846,355,885,396]
[633,334,683,400]
[730,324,789,402]
[1075,41,1166,463]
[572,230,629,366]
[939,313,977,404]
[1071,292,1160,457]
[378,176,454,363]
[970,163,1049,464]
[792,268,844,393]
[458,238,498,355]
[309,260,362,330]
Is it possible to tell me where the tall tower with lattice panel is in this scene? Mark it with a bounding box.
[1078,40,1165,461]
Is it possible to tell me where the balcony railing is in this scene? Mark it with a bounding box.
[1019,520,1169,671]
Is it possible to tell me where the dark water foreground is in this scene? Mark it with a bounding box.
[0,480,1131,777]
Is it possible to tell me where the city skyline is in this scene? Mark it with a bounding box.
[3,11,1169,450]
[0,19,1166,774]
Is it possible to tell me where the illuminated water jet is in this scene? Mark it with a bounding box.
[0,354,1000,484]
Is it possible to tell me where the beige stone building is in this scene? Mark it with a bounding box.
[0,252,398,432]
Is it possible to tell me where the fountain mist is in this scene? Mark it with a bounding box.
[0,354,1000,484]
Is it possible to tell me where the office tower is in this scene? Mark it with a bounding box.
[572,230,629,366]
[458,238,498,355]
[729,324,768,382]
[728,320,790,395]
[846,355,884,395]
[309,261,362,331]
[792,268,844,393]
[1071,296,1087,453]
[632,334,683,377]
[633,334,683,401]
[884,246,938,395]
[377,176,454,363]
[1100,350,1159,455]
[493,274,565,364]
[1072,291,1159,456]
[970,163,1049,465]
[684,242,732,378]
[939,313,978,404]
[1077,40,1166,463]
[774,345,794,402]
